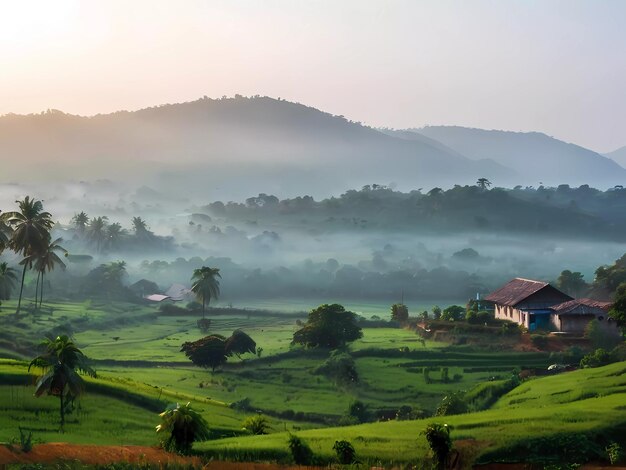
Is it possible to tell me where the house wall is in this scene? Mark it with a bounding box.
[553,313,620,335]
[494,305,530,329]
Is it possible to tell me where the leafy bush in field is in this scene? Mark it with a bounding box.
[435,391,468,416]
[530,334,548,349]
[288,434,314,465]
[606,442,623,465]
[313,351,358,386]
[242,415,271,435]
[441,305,465,321]
[423,423,452,470]
[395,405,426,421]
[292,303,362,348]
[156,402,210,455]
[580,348,612,368]
[333,440,357,464]
[347,400,369,423]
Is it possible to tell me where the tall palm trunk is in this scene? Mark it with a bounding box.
[16,263,27,315]
[39,272,44,309]
[59,392,65,426]
[202,298,206,319]
[34,271,41,310]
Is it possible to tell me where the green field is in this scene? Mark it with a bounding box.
[0,298,624,466]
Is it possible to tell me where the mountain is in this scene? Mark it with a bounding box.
[414,126,626,188]
[0,97,510,200]
[605,146,626,168]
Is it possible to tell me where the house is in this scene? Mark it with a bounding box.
[485,277,616,333]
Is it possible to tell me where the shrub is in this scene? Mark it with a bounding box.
[423,423,452,470]
[441,305,465,322]
[333,440,357,464]
[465,310,479,324]
[391,303,409,323]
[313,351,358,386]
[156,402,210,455]
[530,334,549,349]
[288,434,314,465]
[607,442,623,465]
[347,400,369,423]
[580,348,612,368]
[242,415,271,435]
[435,391,468,416]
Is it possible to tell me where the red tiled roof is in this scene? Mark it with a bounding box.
[485,278,553,307]
[550,298,613,315]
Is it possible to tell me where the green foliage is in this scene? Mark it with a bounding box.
[313,351,358,386]
[432,305,442,320]
[224,330,257,358]
[14,426,33,452]
[557,270,588,297]
[292,303,363,349]
[530,334,549,349]
[347,400,369,424]
[333,439,357,464]
[390,303,409,323]
[423,423,452,470]
[441,305,464,322]
[287,434,314,465]
[190,266,221,319]
[156,402,210,455]
[609,282,626,332]
[606,442,623,465]
[580,348,612,368]
[435,391,468,416]
[594,255,626,297]
[242,415,271,435]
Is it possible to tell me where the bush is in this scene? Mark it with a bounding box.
[347,400,369,423]
[423,423,452,470]
[333,440,357,464]
[607,442,623,465]
[156,402,210,455]
[441,305,465,322]
[530,334,548,349]
[242,415,271,435]
[313,351,358,385]
[435,391,468,416]
[288,434,314,465]
[580,348,612,368]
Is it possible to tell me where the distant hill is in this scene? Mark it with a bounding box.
[605,146,626,168]
[414,126,626,188]
[0,97,509,199]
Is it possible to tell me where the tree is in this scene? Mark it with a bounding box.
[190,266,221,319]
[242,415,271,435]
[441,305,465,321]
[181,334,228,372]
[0,262,18,300]
[105,223,126,251]
[28,335,96,426]
[0,214,12,254]
[2,197,53,315]
[609,282,626,333]
[423,423,452,470]
[476,178,492,190]
[391,303,409,323]
[132,216,153,239]
[70,211,89,234]
[86,216,108,253]
[31,238,67,308]
[224,330,257,358]
[156,402,210,455]
[292,303,363,348]
[557,270,587,297]
[432,305,442,320]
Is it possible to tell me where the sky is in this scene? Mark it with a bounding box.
[0,0,624,152]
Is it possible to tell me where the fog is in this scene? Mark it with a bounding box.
[2,179,624,310]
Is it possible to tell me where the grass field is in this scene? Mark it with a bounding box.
[1,297,623,466]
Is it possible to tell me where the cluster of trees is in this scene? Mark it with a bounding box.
[63,212,173,254]
[0,197,67,313]
[292,304,363,348]
[201,183,626,239]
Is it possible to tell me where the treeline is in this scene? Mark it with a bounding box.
[200,184,626,239]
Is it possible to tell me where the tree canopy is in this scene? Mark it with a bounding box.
[292,303,363,348]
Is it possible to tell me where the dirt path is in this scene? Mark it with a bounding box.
[0,442,317,469]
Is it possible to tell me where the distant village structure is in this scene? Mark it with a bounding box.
[485,278,616,334]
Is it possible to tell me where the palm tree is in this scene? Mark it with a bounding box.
[2,197,53,315]
[191,267,221,319]
[33,238,67,308]
[476,178,492,190]
[105,223,126,251]
[156,402,210,454]
[86,217,108,253]
[0,262,18,301]
[132,216,152,239]
[70,211,89,234]
[0,213,13,254]
[29,335,96,426]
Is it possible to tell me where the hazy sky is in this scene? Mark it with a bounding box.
[1,0,624,152]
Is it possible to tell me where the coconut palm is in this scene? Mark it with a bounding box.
[86,216,108,253]
[0,262,18,300]
[156,402,210,454]
[2,197,53,315]
[190,267,221,319]
[70,211,89,234]
[132,216,152,239]
[33,238,67,308]
[105,223,126,251]
[29,335,96,426]
[0,213,13,254]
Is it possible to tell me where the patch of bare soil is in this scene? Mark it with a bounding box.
[0,443,321,469]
